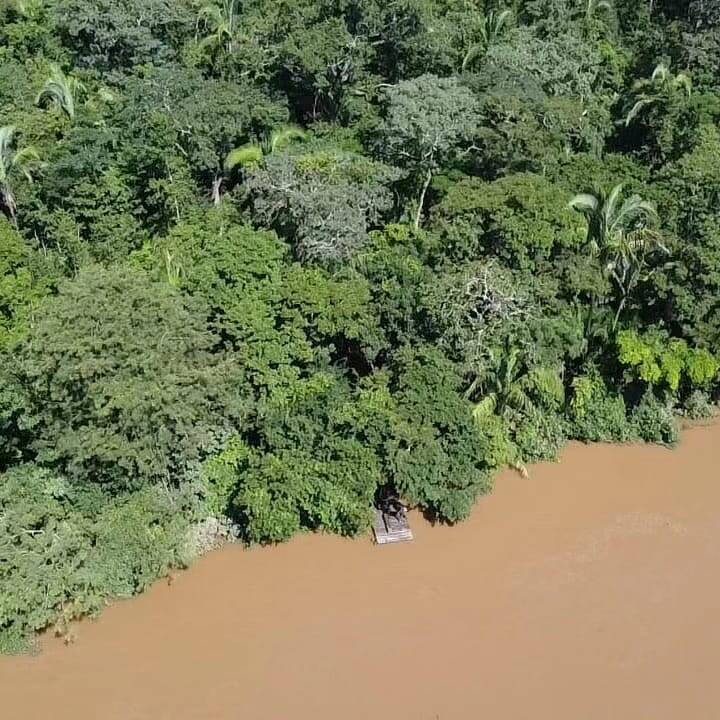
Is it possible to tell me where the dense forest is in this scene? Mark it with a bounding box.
[1,0,719,651]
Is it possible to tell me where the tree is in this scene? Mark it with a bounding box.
[387,346,494,522]
[584,0,613,22]
[14,265,245,491]
[482,27,603,98]
[431,173,586,269]
[382,74,478,229]
[245,149,398,262]
[196,0,239,57]
[54,0,194,71]
[35,64,85,120]
[0,126,39,226]
[617,328,718,396]
[569,184,665,330]
[1,0,39,18]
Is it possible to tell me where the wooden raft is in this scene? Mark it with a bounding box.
[373,508,413,545]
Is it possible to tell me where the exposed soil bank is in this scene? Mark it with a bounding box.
[3,423,720,720]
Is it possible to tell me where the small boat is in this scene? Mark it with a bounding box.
[372,499,413,545]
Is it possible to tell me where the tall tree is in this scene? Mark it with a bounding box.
[569,184,665,330]
[196,0,240,57]
[382,75,478,229]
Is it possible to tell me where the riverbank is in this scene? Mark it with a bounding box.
[2,422,720,719]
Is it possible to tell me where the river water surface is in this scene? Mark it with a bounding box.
[3,423,720,719]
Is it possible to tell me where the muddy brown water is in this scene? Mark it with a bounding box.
[3,423,720,719]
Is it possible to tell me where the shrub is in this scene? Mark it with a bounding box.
[568,370,632,442]
[630,393,679,445]
[0,464,189,652]
[510,406,569,462]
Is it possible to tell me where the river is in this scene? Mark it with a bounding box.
[2,422,720,719]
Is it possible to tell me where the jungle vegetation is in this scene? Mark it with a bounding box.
[1,0,719,651]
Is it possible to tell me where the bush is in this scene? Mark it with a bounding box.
[510,406,569,462]
[568,371,632,442]
[0,464,190,652]
[682,389,717,420]
[630,393,679,445]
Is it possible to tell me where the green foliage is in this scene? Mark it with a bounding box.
[617,329,718,394]
[482,28,603,99]
[14,265,245,490]
[630,392,679,445]
[387,347,494,522]
[55,0,194,72]
[569,370,632,442]
[245,148,398,261]
[0,219,48,350]
[381,74,478,227]
[0,464,189,652]
[433,173,585,268]
[2,0,719,651]
[232,372,380,542]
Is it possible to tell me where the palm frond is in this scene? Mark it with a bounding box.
[36,64,83,119]
[224,144,264,171]
[675,72,692,97]
[651,62,670,84]
[269,125,306,153]
[624,97,653,126]
[472,394,497,422]
[568,192,599,213]
[461,44,485,71]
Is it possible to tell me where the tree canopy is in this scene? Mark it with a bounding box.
[1,0,719,651]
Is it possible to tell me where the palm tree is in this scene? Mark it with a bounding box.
[471,347,530,421]
[470,342,563,414]
[0,126,40,226]
[569,184,665,330]
[461,9,513,71]
[35,64,85,120]
[213,125,305,204]
[624,62,692,126]
[224,126,306,171]
[196,0,240,56]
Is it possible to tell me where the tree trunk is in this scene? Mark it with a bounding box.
[211,176,223,206]
[2,187,17,227]
[414,168,433,230]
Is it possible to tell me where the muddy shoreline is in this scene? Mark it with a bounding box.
[2,424,720,719]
